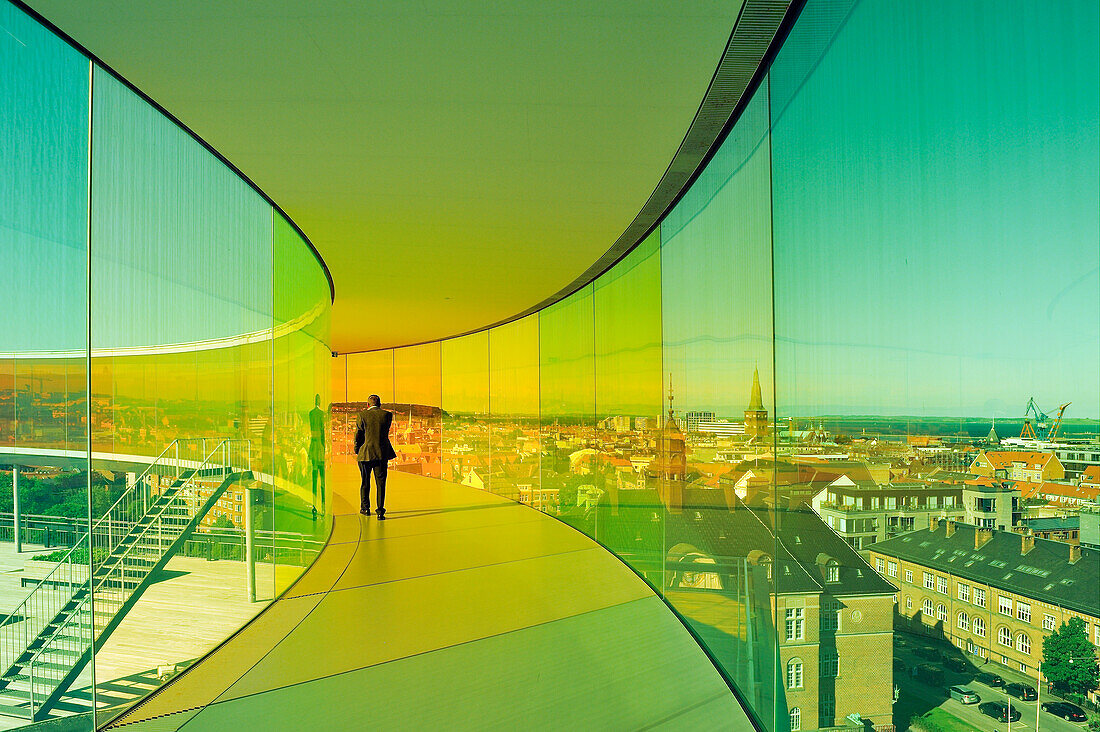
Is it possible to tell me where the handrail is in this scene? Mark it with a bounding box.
[19,439,250,717]
[0,439,184,632]
[0,439,249,695]
[26,442,229,669]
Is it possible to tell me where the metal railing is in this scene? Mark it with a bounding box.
[0,438,250,720]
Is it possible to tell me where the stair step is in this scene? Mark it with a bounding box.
[0,687,32,700]
[0,702,30,718]
[31,645,83,659]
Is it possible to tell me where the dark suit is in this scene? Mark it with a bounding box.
[354,406,396,515]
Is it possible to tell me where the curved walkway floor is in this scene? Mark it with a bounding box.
[102,465,753,730]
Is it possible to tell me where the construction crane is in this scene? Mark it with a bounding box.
[1020,398,1047,439]
[1050,402,1071,441]
[1019,398,1071,441]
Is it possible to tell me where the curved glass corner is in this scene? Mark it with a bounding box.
[332,1,1099,730]
[0,2,331,727]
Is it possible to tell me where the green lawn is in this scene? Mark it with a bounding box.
[911,708,982,732]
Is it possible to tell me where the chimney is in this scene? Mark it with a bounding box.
[945,519,956,538]
[1069,544,1082,564]
[1021,530,1035,555]
[930,517,940,533]
[975,527,993,550]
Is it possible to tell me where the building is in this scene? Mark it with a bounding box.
[697,419,746,437]
[962,481,1021,530]
[743,368,769,440]
[1017,516,1079,544]
[679,410,717,433]
[595,488,898,731]
[869,520,1100,696]
[812,479,965,548]
[1001,439,1100,482]
[1082,502,1100,550]
[969,450,1065,482]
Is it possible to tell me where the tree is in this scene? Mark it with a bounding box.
[1043,617,1100,697]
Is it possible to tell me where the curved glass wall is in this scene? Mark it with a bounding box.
[334,1,1099,730]
[1,1,331,727]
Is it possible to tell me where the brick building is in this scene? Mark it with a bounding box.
[869,519,1100,702]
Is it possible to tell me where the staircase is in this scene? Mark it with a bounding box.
[0,438,252,721]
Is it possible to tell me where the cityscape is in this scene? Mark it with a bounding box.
[328,368,1100,732]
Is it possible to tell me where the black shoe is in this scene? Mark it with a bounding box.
[377,514,386,521]
[361,509,371,516]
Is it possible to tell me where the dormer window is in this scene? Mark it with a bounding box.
[826,560,840,583]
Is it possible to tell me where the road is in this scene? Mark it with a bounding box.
[893,634,1087,732]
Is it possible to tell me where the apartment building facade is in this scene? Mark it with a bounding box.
[869,519,1100,702]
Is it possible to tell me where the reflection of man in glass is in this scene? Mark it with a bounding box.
[355,394,396,519]
[308,394,326,514]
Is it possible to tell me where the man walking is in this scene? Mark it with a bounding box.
[354,394,396,519]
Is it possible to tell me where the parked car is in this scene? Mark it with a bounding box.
[1005,682,1038,701]
[976,671,1004,688]
[915,664,944,685]
[1041,701,1088,722]
[915,646,940,659]
[979,701,1022,722]
[943,655,968,672]
[947,685,980,704]
[893,658,908,672]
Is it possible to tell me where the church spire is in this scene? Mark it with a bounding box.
[667,372,675,422]
[747,367,764,412]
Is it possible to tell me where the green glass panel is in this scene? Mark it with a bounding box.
[0,4,92,727]
[585,229,666,589]
[273,212,331,594]
[0,1,89,455]
[488,315,540,501]
[441,332,489,489]
[538,285,595,515]
[769,2,1099,731]
[89,60,279,715]
[660,81,778,729]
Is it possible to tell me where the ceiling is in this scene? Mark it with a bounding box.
[27,1,740,352]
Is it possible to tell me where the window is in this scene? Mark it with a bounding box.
[906,596,912,610]
[905,569,913,584]
[958,583,970,602]
[1094,625,1099,647]
[938,603,948,622]
[924,572,934,589]
[821,650,839,677]
[888,561,897,577]
[1016,633,1031,655]
[958,612,970,631]
[789,708,801,731]
[999,626,1013,647]
[937,576,948,594]
[973,616,986,637]
[875,557,885,573]
[1017,602,1031,623]
[1019,662,1027,673]
[826,560,840,583]
[787,659,804,689]
[923,599,934,617]
[822,600,841,632]
[1043,614,1056,631]
[999,596,1012,615]
[974,588,986,607]
[785,608,804,641]
[819,696,835,727]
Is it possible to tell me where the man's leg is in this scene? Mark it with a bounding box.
[373,461,387,517]
[358,460,371,513]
